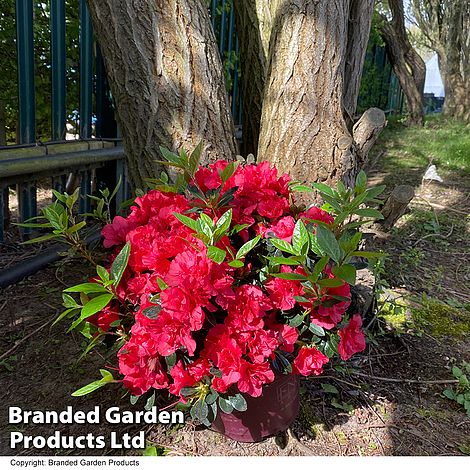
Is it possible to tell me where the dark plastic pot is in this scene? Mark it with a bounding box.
[211,373,300,443]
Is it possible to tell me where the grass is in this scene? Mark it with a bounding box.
[368,112,470,335]
[376,115,470,175]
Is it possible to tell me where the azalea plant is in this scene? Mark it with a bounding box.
[26,144,385,425]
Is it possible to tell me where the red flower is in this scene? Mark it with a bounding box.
[226,285,272,331]
[299,206,334,226]
[292,346,329,376]
[102,216,139,248]
[87,302,120,332]
[169,359,210,396]
[338,314,366,360]
[265,266,303,311]
[237,360,275,397]
[261,216,295,243]
[118,327,169,396]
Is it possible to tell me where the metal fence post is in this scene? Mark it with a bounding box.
[51,0,66,141]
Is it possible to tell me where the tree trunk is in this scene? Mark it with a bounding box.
[86,0,237,191]
[233,0,281,157]
[411,0,470,123]
[379,0,425,126]
[257,0,382,188]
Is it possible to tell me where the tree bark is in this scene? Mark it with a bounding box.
[379,0,426,126]
[257,0,381,188]
[233,0,281,157]
[412,0,470,123]
[86,0,238,191]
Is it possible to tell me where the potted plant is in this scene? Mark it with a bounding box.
[27,144,385,443]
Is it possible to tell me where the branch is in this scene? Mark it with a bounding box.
[352,107,386,164]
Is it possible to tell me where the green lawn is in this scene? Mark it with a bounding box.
[376,115,470,175]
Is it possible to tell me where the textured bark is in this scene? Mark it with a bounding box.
[343,0,377,126]
[379,185,415,230]
[86,0,237,190]
[379,0,426,126]
[258,0,379,188]
[412,0,470,122]
[233,0,282,156]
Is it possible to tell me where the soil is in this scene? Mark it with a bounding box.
[1,135,469,457]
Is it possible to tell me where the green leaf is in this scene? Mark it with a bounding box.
[188,141,203,177]
[157,277,168,291]
[292,219,309,254]
[111,241,131,287]
[228,259,244,268]
[191,399,209,422]
[443,389,456,400]
[315,225,341,262]
[66,221,86,234]
[159,146,182,165]
[321,383,339,394]
[130,395,139,405]
[145,392,156,411]
[311,182,336,197]
[289,314,305,327]
[62,293,79,309]
[308,322,325,337]
[215,208,232,233]
[99,369,113,381]
[218,396,234,414]
[64,283,108,294]
[289,183,313,193]
[180,387,197,397]
[317,277,345,288]
[236,235,261,259]
[207,246,227,264]
[71,379,109,397]
[270,238,297,255]
[229,394,247,412]
[80,293,114,320]
[205,392,219,406]
[221,161,239,183]
[332,264,357,285]
[354,208,384,220]
[21,233,59,245]
[71,370,114,397]
[311,256,330,281]
[272,272,308,281]
[52,308,77,326]
[142,306,161,320]
[96,265,110,282]
[365,185,386,199]
[266,256,300,266]
[355,170,367,192]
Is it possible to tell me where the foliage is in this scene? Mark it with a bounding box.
[0,1,79,143]
[28,145,384,426]
[357,12,390,114]
[443,361,470,417]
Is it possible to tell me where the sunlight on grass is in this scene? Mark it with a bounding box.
[377,115,470,175]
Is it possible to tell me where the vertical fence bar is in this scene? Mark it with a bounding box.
[79,170,91,213]
[15,0,35,144]
[16,0,37,237]
[79,0,93,139]
[0,187,6,242]
[210,0,218,29]
[51,0,66,140]
[219,0,227,55]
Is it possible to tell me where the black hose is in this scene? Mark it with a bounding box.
[0,232,103,290]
